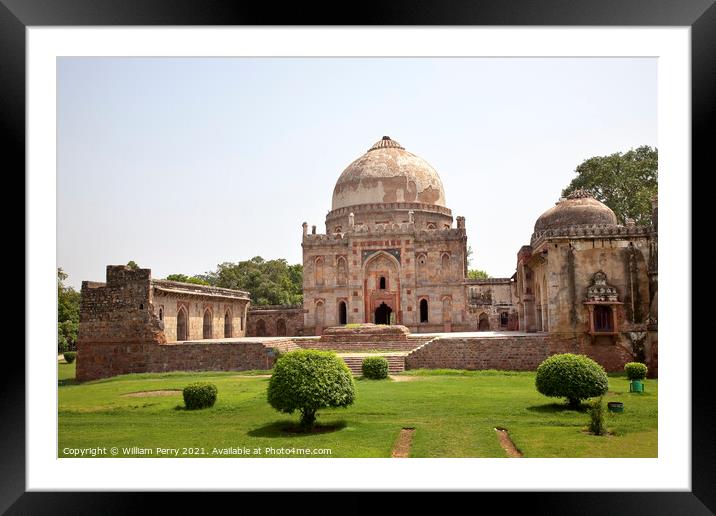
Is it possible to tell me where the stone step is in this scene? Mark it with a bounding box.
[340,355,406,375]
[301,341,420,352]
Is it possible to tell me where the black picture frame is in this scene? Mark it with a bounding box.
[5,0,710,513]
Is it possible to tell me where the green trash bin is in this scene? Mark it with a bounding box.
[629,380,644,393]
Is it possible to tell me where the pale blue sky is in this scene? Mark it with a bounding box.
[58,57,656,290]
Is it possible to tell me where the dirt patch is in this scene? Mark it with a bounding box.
[389,375,421,382]
[121,390,182,398]
[495,428,523,458]
[391,428,415,458]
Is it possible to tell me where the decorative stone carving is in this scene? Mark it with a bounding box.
[585,270,619,302]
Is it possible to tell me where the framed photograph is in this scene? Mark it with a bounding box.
[8,0,711,512]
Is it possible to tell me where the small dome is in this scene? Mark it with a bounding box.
[332,136,446,210]
[534,189,617,232]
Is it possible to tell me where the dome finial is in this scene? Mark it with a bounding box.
[566,188,593,200]
[368,136,404,152]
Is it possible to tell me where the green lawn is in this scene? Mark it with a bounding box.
[58,363,657,458]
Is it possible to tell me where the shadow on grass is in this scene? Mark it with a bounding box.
[247,420,347,437]
[526,403,588,413]
[58,378,80,387]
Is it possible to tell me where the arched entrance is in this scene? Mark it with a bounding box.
[176,307,188,341]
[256,319,266,337]
[338,301,347,325]
[478,312,490,331]
[276,319,287,336]
[363,251,401,325]
[375,302,392,325]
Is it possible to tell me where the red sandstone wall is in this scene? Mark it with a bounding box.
[406,336,550,371]
[546,334,635,373]
[246,307,305,337]
[76,340,292,381]
[405,334,635,372]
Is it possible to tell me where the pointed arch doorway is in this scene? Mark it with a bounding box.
[374,302,393,325]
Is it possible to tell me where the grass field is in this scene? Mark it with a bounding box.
[58,363,657,458]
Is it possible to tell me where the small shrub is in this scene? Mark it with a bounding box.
[361,356,389,379]
[588,397,607,435]
[624,362,648,381]
[63,351,76,364]
[182,382,218,410]
[535,353,609,408]
[268,349,355,429]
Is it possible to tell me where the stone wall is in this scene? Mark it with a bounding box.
[76,339,294,381]
[246,305,306,337]
[406,335,550,371]
[77,266,165,345]
[405,333,635,372]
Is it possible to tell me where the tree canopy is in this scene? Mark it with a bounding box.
[171,257,303,306]
[165,273,210,285]
[562,146,657,225]
[467,269,490,279]
[58,268,80,353]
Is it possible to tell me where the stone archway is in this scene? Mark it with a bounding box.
[478,312,490,331]
[375,302,392,325]
[276,319,287,336]
[176,306,188,341]
[363,251,401,324]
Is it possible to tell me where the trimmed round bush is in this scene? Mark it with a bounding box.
[183,382,218,410]
[361,356,389,379]
[63,351,76,364]
[268,349,355,429]
[535,353,608,408]
[624,362,648,381]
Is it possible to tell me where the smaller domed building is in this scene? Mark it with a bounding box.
[514,189,658,372]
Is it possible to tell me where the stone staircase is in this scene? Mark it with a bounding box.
[339,354,406,375]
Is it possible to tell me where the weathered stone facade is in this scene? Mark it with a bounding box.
[76,265,257,381]
[75,137,658,380]
[513,189,658,374]
[246,305,306,337]
[302,136,517,335]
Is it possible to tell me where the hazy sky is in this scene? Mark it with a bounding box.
[58,57,656,290]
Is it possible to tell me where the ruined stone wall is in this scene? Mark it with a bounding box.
[77,266,165,345]
[246,305,306,337]
[76,339,289,381]
[77,265,255,381]
[463,280,516,331]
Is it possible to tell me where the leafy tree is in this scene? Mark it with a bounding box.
[202,256,303,306]
[57,268,80,353]
[562,146,657,225]
[535,353,609,409]
[467,269,490,279]
[126,260,140,269]
[268,350,355,429]
[165,273,210,286]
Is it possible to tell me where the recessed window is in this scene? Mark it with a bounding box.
[379,277,386,290]
[594,305,613,332]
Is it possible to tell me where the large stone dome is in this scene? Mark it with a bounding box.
[534,189,618,232]
[331,136,446,210]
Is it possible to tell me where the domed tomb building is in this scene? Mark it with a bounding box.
[301,136,516,335]
[513,189,658,372]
